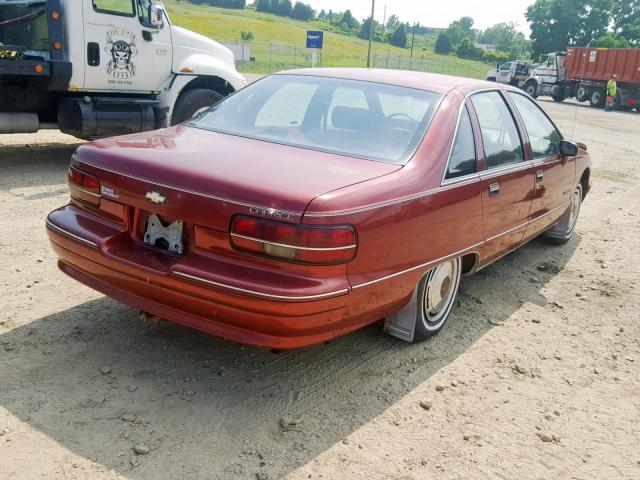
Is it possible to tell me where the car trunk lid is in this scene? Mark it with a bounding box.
[74,125,401,231]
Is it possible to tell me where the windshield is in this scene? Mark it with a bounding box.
[188,75,442,164]
[0,1,48,51]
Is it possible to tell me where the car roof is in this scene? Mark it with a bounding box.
[275,68,508,95]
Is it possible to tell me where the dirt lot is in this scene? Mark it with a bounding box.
[1,100,639,480]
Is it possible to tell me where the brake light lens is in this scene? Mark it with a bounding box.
[230,215,357,264]
[68,165,101,206]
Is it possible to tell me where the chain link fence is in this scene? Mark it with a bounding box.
[219,38,492,80]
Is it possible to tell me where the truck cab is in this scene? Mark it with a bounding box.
[0,0,246,138]
[523,51,569,101]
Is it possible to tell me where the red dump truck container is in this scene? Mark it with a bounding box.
[566,47,640,83]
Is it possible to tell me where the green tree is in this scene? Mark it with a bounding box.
[389,24,407,47]
[359,17,380,40]
[291,1,315,21]
[456,36,483,59]
[340,9,359,30]
[595,32,631,46]
[434,32,453,54]
[386,14,400,33]
[525,0,614,56]
[612,0,640,45]
[459,16,474,31]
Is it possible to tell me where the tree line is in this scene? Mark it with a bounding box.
[526,0,639,57]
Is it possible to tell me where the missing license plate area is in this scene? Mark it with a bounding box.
[144,213,184,254]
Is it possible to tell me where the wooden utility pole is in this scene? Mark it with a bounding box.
[366,0,376,68]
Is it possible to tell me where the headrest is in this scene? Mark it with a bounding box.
[331,106,371,131]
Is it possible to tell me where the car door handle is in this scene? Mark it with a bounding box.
[489,182,500,197]
[536,170,544,182]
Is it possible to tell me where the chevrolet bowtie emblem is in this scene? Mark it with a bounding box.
[145,191,167,205]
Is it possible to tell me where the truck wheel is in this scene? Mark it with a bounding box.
[576,86,588,103]
[487,77,496,82]
[171,88,224,125]
[552,94,566,103]
[524,83,538,98]
[589,90,605,107]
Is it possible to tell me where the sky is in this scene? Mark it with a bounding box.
[303,0,533,35]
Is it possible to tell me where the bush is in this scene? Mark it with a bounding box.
[240,31,254,41]
[435,33,453,54]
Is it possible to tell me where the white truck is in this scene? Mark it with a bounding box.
[485,60,532,88]
[0,0,246,139]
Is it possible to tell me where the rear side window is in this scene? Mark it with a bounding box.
[470,91,524,169]
[508,93,561,159]
[445,106,476,180]
[93,0,135,16]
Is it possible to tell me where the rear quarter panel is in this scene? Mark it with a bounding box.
[303,90,483,319]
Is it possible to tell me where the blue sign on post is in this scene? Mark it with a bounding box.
[306,31,324,49]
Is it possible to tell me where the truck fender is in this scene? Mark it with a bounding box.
[157,56,247,126]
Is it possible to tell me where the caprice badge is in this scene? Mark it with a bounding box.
[145,191,167,205]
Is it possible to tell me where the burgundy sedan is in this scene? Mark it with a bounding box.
[46,69,591,348]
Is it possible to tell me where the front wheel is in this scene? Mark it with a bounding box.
[412,257,462,341]
[171,88,224,125]
[524,83,538,98]
[543,184,582,245]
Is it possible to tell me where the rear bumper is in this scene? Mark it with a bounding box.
[46,205,374,349]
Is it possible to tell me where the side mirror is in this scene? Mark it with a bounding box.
[149,1,164,28]
[559,139,579,157]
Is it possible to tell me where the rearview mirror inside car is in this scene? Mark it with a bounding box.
[559,140,579,157]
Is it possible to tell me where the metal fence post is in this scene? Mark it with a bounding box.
[269,43,272,73]
[293,46,297,68]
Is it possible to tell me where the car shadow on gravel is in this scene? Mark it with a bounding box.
[0,143,80,192]
[0,235,580,479]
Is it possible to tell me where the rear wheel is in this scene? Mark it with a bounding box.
[552,94,566,102]
[171,88,224,125]
[412,257,462,341]
[543,184,582,245]
[589,89,605,107]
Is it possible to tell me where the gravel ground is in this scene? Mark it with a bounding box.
[0,100,639,480]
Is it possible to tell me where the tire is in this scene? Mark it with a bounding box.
[589,89,605,107]
[543,184,582,245]
[552,94,566,103]
[171,88,224,125]
[524,82,538,98]
[576,86,588,103]
[487,77,497,82]
[412,257,462,341]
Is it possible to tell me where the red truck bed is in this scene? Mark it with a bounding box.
[566,48,640,84]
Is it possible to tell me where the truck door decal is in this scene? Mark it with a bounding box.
[105,28,138,79]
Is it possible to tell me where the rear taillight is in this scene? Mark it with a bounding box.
[230,215,357,265]
[68,165,100,206]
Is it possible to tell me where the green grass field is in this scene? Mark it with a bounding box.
[162,2,493,78]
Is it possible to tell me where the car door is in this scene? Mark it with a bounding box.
[507,92,575,237]
[469,90,534,264]
[82,0,172,92]
[497,62,512,84]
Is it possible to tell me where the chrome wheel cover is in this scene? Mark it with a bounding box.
[567,187,582,233]
[422,258,461,331]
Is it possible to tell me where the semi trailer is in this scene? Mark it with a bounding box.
[0,0,246,139]
[523,48,640,110]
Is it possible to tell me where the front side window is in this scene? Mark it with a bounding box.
[500,63,512,71]
[93,0,135,16]
[508,92,561,158]
[470,91,524,169]
[190,75,442,164]
[445,106,476,180]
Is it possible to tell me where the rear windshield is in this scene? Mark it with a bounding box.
[188,75,442,164]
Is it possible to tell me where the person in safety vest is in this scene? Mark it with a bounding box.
[605,74,617,111]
